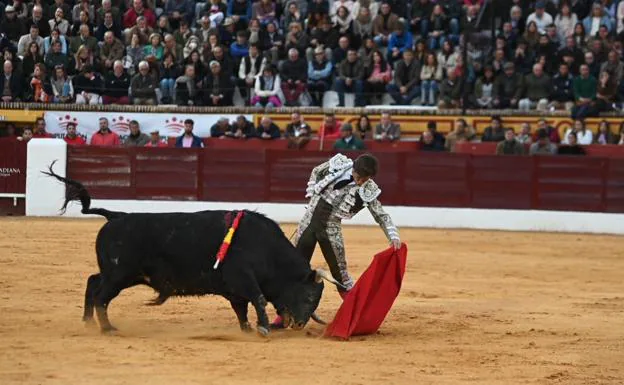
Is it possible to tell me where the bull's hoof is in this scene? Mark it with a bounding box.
[240,322,253,332]
[257,326,270,338]
[83,317,97,328]
[100,325,118,334]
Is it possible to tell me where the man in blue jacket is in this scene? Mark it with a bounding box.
[176,119,205,147]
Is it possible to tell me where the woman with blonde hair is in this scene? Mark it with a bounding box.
[74,45,95,73]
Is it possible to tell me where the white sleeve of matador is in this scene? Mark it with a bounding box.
[367,199,400,242]
[305,161,330,198]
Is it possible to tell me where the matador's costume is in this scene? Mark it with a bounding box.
[294,154,400,292]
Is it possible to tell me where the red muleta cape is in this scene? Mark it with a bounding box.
[324,243,408,339]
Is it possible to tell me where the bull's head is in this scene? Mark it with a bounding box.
[280,269,345,330]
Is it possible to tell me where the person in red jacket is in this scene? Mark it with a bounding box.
[123,0,156,29]
[33,118,53,138]
[319,113,342,139]
[144,129,168,147]
[90,117,120,146]
[64,122,87,145]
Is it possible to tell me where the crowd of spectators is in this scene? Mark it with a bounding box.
[1,0,623,115]
[4,113,623,157]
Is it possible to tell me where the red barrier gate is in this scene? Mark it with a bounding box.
[66,146,624,214]
[0,138,27,215]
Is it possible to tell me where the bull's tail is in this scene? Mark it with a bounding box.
[42,161,127,221]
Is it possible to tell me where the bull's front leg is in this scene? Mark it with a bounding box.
[251,294,270,337]
[229,299,252,332]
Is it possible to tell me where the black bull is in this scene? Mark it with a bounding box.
[44,166,343,336]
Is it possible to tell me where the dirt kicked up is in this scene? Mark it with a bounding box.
[0,217,623,385]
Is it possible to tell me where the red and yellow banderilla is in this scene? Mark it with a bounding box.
[213,211,245,269]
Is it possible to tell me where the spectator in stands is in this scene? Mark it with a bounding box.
[572,64,597,118]
[549,63,575,110]
[73,65,103,105]
[210,117,231,138]
[426,121,446,148]
[3,7,24,43]
[96,10,122,41]
[63,122,86,145]
[332,36,350,67]
[445,119,476,152]
[280,48,307,106]
[71,24,99,56]
[519,63,551,111]
[438,70,462,109]
[516,123,532,144]
[356,114,372,140]
[365,50,391,104]
[373,2,399,47]
[420,52,443,106]
[387,21,413,66]
[284,112,311,149]
[387,49,420,106]
[22,41,44,80]
[159,53,179,104]
[319,113,341,139]
[0,60,22,102]
[253,0,277,26]
[307,46,332,106]
[335,48,365,107]
[529,128,557,155]
[493,62,522,109]
[45,40,69,72]
[563,119,593,145]
[482,116,506,142]
[557,131,586,155]
[145,129,168,147]
[252,65,281,108]
[33,118,52,138]
[238,44,265,104]
[226,115,256,140]
[334,123,366,151]
[593,70,617,114]
[353,7,373,46]
[175,64,199,106]
[228,0,252,30]
[27,63,51,103]
[284,21,308,59]
[124,0,156,31]
[126,16,153,46]
[374,112,400,141]
[583,2,612,35]
[124,120,149,146]
[17,127,33,143]
[102,60,130,104]
[130,60,158,105]
[176,118,204,148]
[204,60,233,106]
[50,64,73,103]
[74,45,97,74]
[531,118,561,143]
[420,130,445,152]
[555,3,578,42]
[18,25,43,57]
[165,0,194,30]
[527,1,553,33]
[43,28,68,56]
[100,31,124,73]
[257,116,281,140]
[90,117,120,146]
[496,128,525,155]
[594,120,616,144]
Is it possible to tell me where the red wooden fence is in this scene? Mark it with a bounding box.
[67,146,624,213]
[0,138,27,215]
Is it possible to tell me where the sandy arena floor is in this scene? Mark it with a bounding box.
[0,217,623,385]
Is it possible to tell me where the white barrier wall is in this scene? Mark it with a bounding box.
[27,139,624,235]
[26,139,67,217]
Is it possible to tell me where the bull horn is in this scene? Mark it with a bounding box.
[311,312,327,325]
[315,269,347,290]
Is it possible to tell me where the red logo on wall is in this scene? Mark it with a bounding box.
[111,116,131,134]
[57,114,79,130]
[164,117,184,134]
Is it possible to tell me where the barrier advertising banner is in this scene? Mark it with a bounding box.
[0,138,27,194]
[43,111,252,141]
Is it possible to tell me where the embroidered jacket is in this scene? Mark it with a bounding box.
[304,154,400,241]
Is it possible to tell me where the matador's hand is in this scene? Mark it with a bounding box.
[391,239,401,250]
